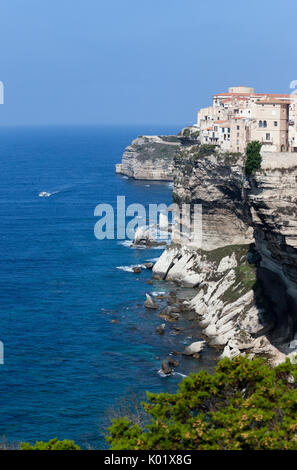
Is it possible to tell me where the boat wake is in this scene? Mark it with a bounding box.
[38,190,59,198]
[116,264,148,272]
[157,369,188,378]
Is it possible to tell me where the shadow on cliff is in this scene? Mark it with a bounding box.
[245,178,297,353]
[253,264,297,353]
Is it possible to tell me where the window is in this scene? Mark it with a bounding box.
[266,133,270,141]
[237,125,240,130]
[259,120,263,128]
[274,121,278,127]
[237,133,239,137]
[263,121,267,128]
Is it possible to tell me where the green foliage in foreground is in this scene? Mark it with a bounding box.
[107,357,297,450]
[21,438,80,450]
[245,141,262,175]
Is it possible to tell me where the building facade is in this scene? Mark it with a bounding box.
[198,86,293,153]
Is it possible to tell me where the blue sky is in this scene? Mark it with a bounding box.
[0,0,296,126]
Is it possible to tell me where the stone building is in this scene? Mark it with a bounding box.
[198,86,293,153]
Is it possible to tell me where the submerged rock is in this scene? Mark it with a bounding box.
[171,350,180,356]
[158,307,179,322]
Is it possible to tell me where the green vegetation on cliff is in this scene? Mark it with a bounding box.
[107,357,297,450]
[245,141,262,176]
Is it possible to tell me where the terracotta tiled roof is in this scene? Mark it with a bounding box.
[214,120,228,124]
[214,92,291,98]
[214,93,252,97]
[256,100,291,105]
[256,93,291,98]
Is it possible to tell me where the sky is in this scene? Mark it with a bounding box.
[0,0,296,126]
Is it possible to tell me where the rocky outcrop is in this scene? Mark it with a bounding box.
[152,146,297,365]
[172,146,254,250]
[183,341,206,356]
[116,128,199,181]
[115,135,179,180]
[144,293,158,309]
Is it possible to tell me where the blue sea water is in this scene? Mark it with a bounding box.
[0,126,217,448]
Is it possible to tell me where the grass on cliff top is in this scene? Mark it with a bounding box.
[190,244,258,304]
[201,244,251,265]
[133,141,180,161]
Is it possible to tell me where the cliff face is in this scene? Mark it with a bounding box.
[115,135,179,180]
[172,146,253,250]
[245,152,297,350]
[115,128,200,181]
[153,147,297,364]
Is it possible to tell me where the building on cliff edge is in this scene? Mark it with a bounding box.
[197,86,297,153]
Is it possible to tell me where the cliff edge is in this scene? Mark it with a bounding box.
[152,146,297,365]
[115,127,199,180]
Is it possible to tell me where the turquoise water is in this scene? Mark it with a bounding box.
[0,126,217,448]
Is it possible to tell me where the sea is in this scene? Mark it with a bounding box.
[0,125,217,448]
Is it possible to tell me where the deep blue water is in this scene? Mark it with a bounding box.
[0,126,217,448]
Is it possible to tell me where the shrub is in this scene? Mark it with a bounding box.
[107,356,297,450]
[21,438,80,450]
[245,141,262,175]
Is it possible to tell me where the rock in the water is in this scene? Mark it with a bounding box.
[156,324,166,334]
[169,312,180,320]
[144,293,158,309]
[167,357,179,367]
[172,326,184,331]
[158,308,178,322]
[132,266,141,273]
[167,292,178,305]
[143,262,154,270]
[161,360,173,375]
[171,350,180,356]
[183,341,206,356]
[169,305,180,313]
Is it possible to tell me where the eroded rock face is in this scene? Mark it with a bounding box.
[244,152,297,354]
[153,243,286,364]
[115,135,180,181]
[115,129,200,181]
[246,152,297,303]
[172,147,254,250]
[152,149,297,364]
